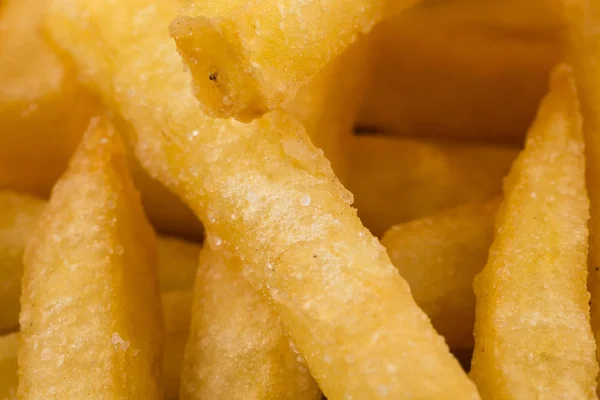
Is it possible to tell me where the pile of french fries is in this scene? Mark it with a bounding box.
[2,0,600,398]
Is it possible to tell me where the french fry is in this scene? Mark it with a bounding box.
[162,290,193,400]
[562,0,600,381]
[357,0,561,142]
[18,118,163,399]
[284,36,372,181]
[181,245,319,399]
[0,0,201,239]
[46,0,480,398]
[0,192,45,334]
[470,65,598,398]
[381,200,500,350]
[0,292,192,400]
[0,0,97,195]
[157,236,200,292]
[0,190,199,332]
[168,0,420,121]
[0,333,18,400]
[348,135,517,236]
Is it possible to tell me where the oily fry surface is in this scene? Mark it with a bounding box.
[19,118,163,399]
[382,200,499,350]
[181,246,319,400]
[169,0,419,120]
[470,65,598,399]
[45,0,479,398]
[562,0,600,375]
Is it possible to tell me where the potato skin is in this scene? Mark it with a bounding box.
[18,119,163,399]
[470,65,598,399]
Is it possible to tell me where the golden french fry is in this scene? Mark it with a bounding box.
[157,236,200,292]
[19,118,163,399]
[0,0,97,196]
[381,200,500,350]
[562,0,600,379]
[0,192,45,334]
[0,0,202,239]
[0,333,18,400]
[181,245,319,399]
[284,36,372,181]
[0,190,199,332]
[162,290,193,400]
[470,65,598,399]
[168,0,420,121]
[46,0,480,398]
[348,135,517,236]
[2,293,192,400]
[357,0,561,142]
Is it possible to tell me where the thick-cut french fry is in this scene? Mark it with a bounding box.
[157,237,200,292]
[1,294,192,400]
[381,200,499,350]
[181,246,319,399]
[0,0,202,239]
[0,0,97,195]
[0,192,45,334]
[168,0,420,121]
[0,333,18,400]
[46,0,480,398]
[349,136,517,236]
[562,0,600,380]
[18,119,163,399]
[162,290,193,400]
[357,0,561,142]
[0,190,199,332]
[470,65,598,399]
[284,37,371,181]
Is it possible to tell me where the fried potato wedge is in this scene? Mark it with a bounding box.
[357,0,561,142]
[562,0,600,377]
[168,0,420,121]
[181,245,319,399]
[348,135,517,236]
[284,37,371,181]
[46,0,479,398]
[18,118,163,399]
[381,200,499,350]
[470,65,598,399]
[0,333,18,400]
[0,192,45,334]
[162,290,193,400]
